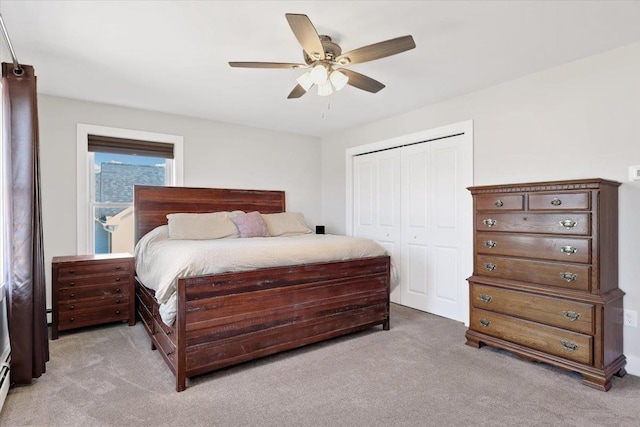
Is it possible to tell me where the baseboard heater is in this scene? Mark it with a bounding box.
[0,346,9,411]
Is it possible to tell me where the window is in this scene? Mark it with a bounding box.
[77,125,183,254]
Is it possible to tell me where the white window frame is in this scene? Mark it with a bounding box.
[77,124,184,254]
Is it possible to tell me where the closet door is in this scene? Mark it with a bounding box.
[353,150,402,302]
[400,135,471,320]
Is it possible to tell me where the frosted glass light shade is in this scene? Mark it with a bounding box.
[296,72,313,91]
[329,70,349,91]
[309,64,328,85]
[317,81,333,96]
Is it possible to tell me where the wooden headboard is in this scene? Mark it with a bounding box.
[133,185,286,243]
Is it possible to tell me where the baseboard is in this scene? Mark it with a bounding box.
[625,354,640,377]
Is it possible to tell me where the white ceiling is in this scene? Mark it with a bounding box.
[2,1,640,137]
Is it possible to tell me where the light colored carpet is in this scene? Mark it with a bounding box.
[1,304,638,426]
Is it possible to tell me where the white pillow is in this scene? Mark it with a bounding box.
[167,211,243,240]
[261,212,312,237]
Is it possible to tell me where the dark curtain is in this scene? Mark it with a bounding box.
[2,62,48,384]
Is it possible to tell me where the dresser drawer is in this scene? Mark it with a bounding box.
[470,308,593,365]
[476,213,590,235]
[58,294,128,312]
[58,304,129,330]
[58,260,130,277]
[476,194,524,211]
[470,283,594,334]
[476,233,591,263]
[58,283,129,301]
[476,255,591,291]
[56,273,130,289]
[528,192,590,211]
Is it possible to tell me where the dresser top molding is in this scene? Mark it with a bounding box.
[468,178,621,195]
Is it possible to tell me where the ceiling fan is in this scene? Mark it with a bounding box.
[229,13,416,99]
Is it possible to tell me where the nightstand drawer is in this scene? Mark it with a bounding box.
[58,295,128,312]
[58,261,130,277]
[58,305,129,330]
[56,273,130,289]
[58,283,128,301]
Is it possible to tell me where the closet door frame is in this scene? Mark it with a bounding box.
[345,120,474,325]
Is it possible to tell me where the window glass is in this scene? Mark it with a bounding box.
[91,151,169,254]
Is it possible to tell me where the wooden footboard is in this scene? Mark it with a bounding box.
[136,256,390,392]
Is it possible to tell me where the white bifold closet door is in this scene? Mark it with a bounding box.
[353,134,471,321]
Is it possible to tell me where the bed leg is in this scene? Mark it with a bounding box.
[176,375,186,392]
[383,317,390,331]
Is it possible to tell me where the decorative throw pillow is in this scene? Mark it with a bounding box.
[167,211,243,240]
[231,211,270,238]
[261,212,312,237]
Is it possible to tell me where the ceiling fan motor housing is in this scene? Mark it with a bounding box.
[304,35,343,64]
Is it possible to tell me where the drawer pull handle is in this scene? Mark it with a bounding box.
[70,317,75,322]
[116,288,121,293]
[561,340,579,352]
[166,331,172,336]
[166,351,174,356]
[69,293,75,298]
[116,299,121,304]
[69,281,75,286]
[69,270,75,274]
[550,197,562,206]
[560,272,578,282]
[483,240,497,249]
[494,200,503,207]
[562,310,582,322]
[116,266,122,270]
[479,318,491,327]
[116,277,121,282]
[479,294,492,303]
[115,310,120,315]
[559,219,577,229]
[69,305,75,310]
[483,218,496,227]
[483,262,496,272]
[560,246,578,255]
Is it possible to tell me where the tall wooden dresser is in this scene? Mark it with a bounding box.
[465,178,626,391]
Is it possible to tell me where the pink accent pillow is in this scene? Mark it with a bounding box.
[231,211,269,238]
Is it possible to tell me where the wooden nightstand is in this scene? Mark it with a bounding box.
[51,253,135,339]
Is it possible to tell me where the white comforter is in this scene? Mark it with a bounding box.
[134,225,390,326]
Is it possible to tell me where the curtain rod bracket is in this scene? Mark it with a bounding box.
[0,13,23,75]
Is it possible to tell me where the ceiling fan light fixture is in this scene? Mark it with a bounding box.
[296,71,314,91]
[317,80,333,96]
[310,64,329,85]
[329,70,349,91]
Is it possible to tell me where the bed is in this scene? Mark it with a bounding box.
[133,185,391,391]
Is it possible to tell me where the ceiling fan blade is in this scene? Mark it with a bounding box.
[228,62,305,69]
[287,84,307,99]
[285,13,325,61]
[336,35,415,65]
[338,69,385,93]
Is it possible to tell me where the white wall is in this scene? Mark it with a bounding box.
[321,42,640,375]
[38,95,320,315]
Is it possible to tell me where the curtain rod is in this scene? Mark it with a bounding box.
[0,13,23,75]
